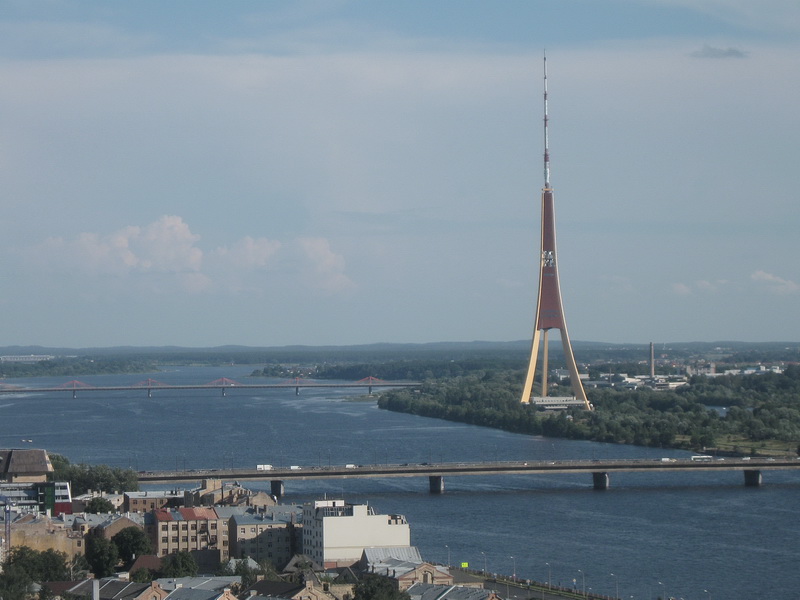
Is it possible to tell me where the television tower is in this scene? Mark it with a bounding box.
[520,55,591,410]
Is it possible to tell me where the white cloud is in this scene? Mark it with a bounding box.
[296,237,355,294]
[751,270,800,294]
[672,283,692,296]
[31,215,203,275]
[22,217,354,299]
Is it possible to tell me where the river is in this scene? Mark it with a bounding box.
[1,365,797,600]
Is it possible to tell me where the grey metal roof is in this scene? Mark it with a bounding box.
[406,584,495,600]
[156,577,239,592]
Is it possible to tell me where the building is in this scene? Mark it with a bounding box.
[242,579,333,600]
[184,479,276,509]
[3,510,84,559]
[302,499,410,568]
[65,579,169,600]
[229,505,301,569]
[125,490,185,513]
[359,547,452,591]
[0,448,54,483]
[405,583,501,600]
[0,480,72,514]
[144,507,230,565]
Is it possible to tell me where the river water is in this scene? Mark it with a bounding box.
[1,365,797,600]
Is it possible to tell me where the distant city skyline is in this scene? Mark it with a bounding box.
[1,1,798,347]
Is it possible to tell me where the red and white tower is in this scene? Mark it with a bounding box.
[520,56,591,410]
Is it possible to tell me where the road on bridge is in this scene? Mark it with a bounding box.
[137,456,800,485]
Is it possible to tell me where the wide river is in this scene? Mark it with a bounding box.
[1,365,797,600]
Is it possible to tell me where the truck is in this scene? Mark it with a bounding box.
[256,464,273,471]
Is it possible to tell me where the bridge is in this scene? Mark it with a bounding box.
[0,376,419,397]
[137,456,800,495]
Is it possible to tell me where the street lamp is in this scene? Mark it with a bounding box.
[510,555,516,579]
[578,569,585,596]
[445,545,450,567]
[481,551,486,576]
[657,581,666,600]
[610,573,618,599]
[546,563,551,589]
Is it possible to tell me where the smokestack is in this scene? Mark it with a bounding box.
[650,342,655,379]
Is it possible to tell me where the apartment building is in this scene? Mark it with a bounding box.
[229,505,302,569]
[144,507,230,562]
[302,499,410,568]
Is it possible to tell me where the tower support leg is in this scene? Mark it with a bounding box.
[744,470,762,487]
[271,480,285,498]
[429,476,445,494]
[592,472,609,490]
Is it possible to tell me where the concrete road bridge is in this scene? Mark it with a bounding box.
[137,456,800,496]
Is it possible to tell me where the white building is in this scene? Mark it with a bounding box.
[302,499,410,568]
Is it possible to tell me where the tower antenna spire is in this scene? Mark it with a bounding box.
[543,52,550,189]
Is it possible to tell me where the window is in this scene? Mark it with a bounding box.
[162,537,168,543]
[161,525,168,532]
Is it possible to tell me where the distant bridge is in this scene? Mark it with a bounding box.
[0,376,420,397]
[137,456,800,495]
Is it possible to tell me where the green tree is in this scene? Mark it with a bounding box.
[3,546,70,582]
[131,567,156,583]
[0,562,33,600]
[85,536,119,577]
[353,574,410,600]
[160,552,198,578]
[112,527,152,566]
[85,497,116,514]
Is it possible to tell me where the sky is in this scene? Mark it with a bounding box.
[0,0,799,349]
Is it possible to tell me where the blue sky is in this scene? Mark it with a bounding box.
[1,1,798,348]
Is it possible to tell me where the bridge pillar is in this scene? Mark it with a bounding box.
[592,472,609,490]
[296,386,300,396]
[73,390,77,399]
[271,480,285,498]
[147,388,152,398]
[222,387,226,397]
[429,476,445,494]
[744,469,762,487]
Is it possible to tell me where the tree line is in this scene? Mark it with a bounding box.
[377,366,800,455]
[49,454,139,495]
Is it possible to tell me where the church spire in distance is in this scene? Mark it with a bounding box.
[519,54,591,410]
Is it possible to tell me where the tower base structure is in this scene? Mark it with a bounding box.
[520,328,591,410]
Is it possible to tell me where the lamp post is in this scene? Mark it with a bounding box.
[481,551,486,576]
[657,581,666,600]
[546,563,551,589]
[578,569,585,597]
[510,555,516,579]
[704,590,711,600]
[610,573,618,599]
[445,545,450,567]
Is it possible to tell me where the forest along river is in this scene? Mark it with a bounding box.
[1,365,798,600]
